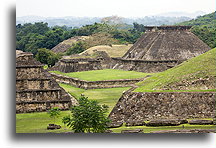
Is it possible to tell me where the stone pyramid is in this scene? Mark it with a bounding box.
[16,50,77,113]
[123,26,211,61]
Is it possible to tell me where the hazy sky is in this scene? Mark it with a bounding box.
[17,0,215,17]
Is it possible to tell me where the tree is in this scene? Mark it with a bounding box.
[63,96,110,133]
[47,107,61,124]
[36,48,60,67]
[66,41,87,55]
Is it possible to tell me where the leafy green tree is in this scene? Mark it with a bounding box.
[66,41,87,55]
[47,107,61,124]
[36,48,60,67]
[63,96,110,133]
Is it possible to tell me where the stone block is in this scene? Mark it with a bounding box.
[121,129,143,133]
[146,119,181,126]
[47,124,61,130]
[125,120,145,126]
[107,122,123,128]
[189,120,213,125]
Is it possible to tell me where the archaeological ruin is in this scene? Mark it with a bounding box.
[16,50,77,113]
[51,26,211,73]
[16,25,215,129]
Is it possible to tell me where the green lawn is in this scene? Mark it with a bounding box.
[16,84,131,133]
[50,69,152,81]
[16,111,73,133]
[135,48,216,92]
[16,111,215,133]
[59,83,130,113]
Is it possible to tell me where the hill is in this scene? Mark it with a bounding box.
[51,36,90,53]
[80,44,132,57]
[177,11,216,28]
[51,33,121,54]
[177,11,216,48]
[134,48,216,92]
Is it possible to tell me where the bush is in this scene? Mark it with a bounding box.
[63,96,110,133]
[36,48,60,67]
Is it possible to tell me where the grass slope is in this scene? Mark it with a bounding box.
[59,83,130,113]
[135,48,216,92]
[80,44,133,57]
[50,69,151,81]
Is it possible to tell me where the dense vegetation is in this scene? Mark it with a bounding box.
[177,11,216,48]
[16,22,145,55]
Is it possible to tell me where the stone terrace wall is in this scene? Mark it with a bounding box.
[50,58,102,73]
[109,91,215,123]
[50,73,143,89]
[16,50,77,113]
[111,58,179,73]
[16,100,71,113]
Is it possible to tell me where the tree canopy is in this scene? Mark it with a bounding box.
[63,96,110,133]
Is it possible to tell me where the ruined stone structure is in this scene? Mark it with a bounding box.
[111,58,180,73]
[50,73,144,89]
[112,26,211,72]
[109,90,215,123]
[50,51,113,73]
[51,58,102,73]
[16,50,77,113]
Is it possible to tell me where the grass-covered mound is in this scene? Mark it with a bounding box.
[50,69,151,81]
[80,44,132,57]
[135,48,216,92]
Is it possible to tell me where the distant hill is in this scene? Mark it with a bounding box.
[17,14,192,27]
[177,11,216,28]
[135,48,216,92]
[177,11,216,48]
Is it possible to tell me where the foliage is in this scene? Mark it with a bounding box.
[65,41,87,55]
[36,48,60,67]
[190,26,216,48]
[177,11,216,48]
[63,96,110,133]
[16,22,145,56]
[47,107,61,124]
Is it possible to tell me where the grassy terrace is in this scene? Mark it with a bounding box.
[135,48,216,92]
[50,69,152,81]
[59,83,130,113]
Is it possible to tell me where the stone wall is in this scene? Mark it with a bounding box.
[16,100,71,113]
[50,58,102,73]
[50,73,142,89]
[111,58,179,73]
[109,91,215,123]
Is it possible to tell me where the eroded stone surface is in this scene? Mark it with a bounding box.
[109,91,215,123]
[121,129,143,133]
[189,120,213,125]
[16,50,77,113]
[151,129,216,133]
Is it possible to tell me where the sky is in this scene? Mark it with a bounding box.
[16,0,215,17]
